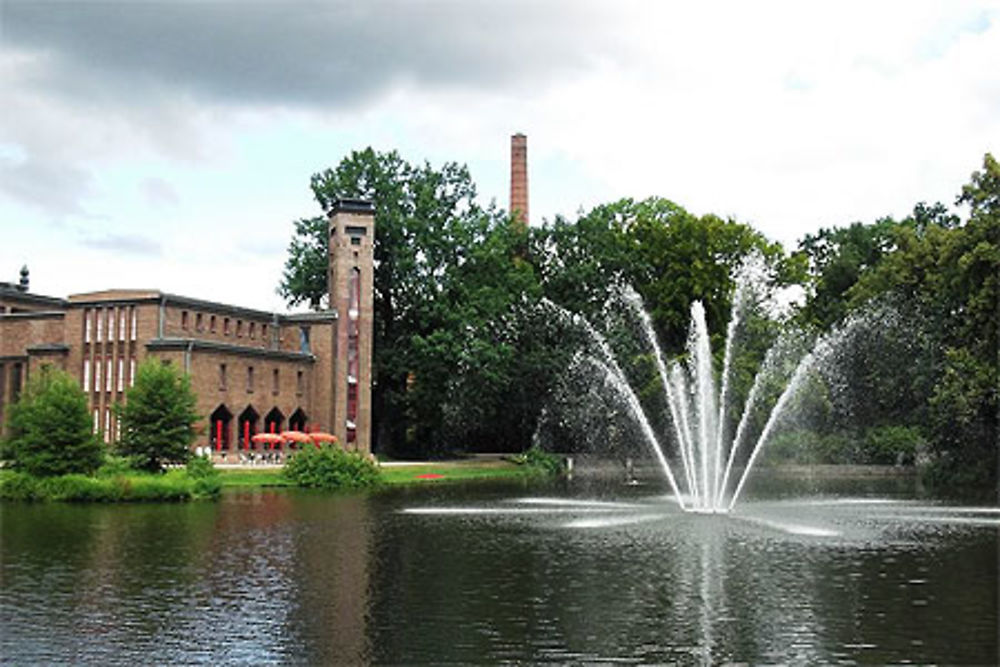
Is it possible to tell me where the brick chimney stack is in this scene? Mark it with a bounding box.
[510,133,528,227]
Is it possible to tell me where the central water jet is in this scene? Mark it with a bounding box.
[548,270,842,514]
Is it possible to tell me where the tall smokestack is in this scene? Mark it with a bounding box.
[510,133,528,227]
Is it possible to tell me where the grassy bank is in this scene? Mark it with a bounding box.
[0,467,221,502]
[216,458,547,489]
[379,459,545,485]
[1,456,552,500]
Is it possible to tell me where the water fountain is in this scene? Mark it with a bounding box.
[555,274,824,514]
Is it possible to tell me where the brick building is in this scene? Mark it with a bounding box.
[0,199,375,457]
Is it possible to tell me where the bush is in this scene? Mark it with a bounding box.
[183,456,222,498]
[511,445,565,476]
[5,366,103,477]
[764,430,854,464]
[0,471,43,501]
[95,454,143,477]
[861,425,924,465]
[283,446,381,490]
[0,467,220,502]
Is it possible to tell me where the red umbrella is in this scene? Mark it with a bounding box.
[309,432,339,446]
[252,432,284,450]
[280,430,312,444]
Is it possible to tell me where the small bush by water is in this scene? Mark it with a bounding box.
[0,456,221,502]
[510,446,565,476]
[283,446,381,490]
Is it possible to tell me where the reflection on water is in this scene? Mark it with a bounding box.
[1,478,997,664]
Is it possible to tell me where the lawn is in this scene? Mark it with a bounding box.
[218,458,539,489]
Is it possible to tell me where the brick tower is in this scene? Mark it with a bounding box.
[510,133,528,227]
[328,199,375,453]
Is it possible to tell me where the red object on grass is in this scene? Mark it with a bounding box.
[416,473,445,479]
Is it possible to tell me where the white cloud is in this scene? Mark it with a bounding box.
[0,0,997,309]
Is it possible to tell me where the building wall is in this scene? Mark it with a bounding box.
[164,347,315,452]
[1,198,376,455]
[0,312,66,437]
[0,313,66,357]
[69,301,151,443]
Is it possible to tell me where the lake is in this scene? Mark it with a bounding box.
[2,472,997,664]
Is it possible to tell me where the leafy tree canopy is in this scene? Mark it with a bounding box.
[3,366,103,477]
[116,359,199,472]
[536,196,798,352]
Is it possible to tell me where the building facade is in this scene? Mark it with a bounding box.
[0,200,375,456]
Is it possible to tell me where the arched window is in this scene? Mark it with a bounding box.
[289,408,307,433]
[264,407,284,435]
[238,405,259,450]
[210,404,233,451]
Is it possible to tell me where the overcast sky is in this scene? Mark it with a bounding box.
[2,1,997,312]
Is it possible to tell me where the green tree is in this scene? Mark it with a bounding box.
[281,148,540,456]
[798,154,998,487]
[796,218,900,329]
[116,360,199,472]
[4,366,103,476]
[538,197,796,352]
[853,155,999,487]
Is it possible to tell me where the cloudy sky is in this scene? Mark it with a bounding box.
[2,1,998,312]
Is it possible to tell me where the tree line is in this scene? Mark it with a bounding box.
[279,149,997,488]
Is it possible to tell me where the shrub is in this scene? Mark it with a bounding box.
[0,467,220,502]
[512,445,564,476]
[861,425,924,465]
[764,429,854,464]
[95,454,143,477]
[0,471,43,501]
[184,456,222,498]
[5,366,103,477]
[283,446,381,490]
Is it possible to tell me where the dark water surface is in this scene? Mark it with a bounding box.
[2,474,997,664]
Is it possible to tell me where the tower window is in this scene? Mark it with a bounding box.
[181,311,189,330]
[219,363,227,390]
[247,366,254,392]
[299,326,311,354]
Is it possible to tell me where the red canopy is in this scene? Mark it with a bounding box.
[251,433,283,444]
[280,430,312,444]
[310,432,338,444]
